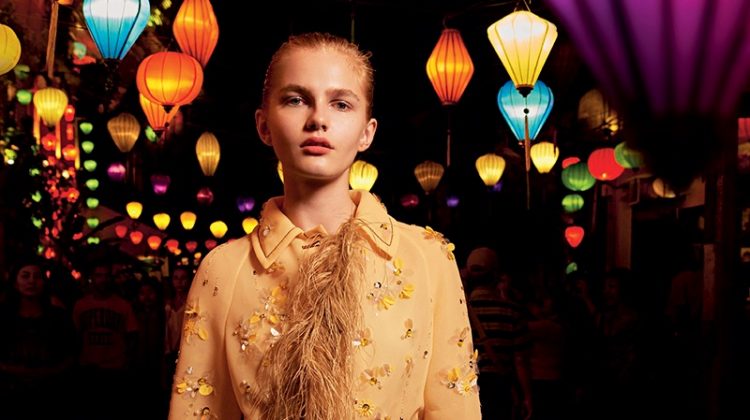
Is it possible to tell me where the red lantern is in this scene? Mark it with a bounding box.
[115,224,128,238]
[64,104,76,122]
[41,133,57,151]
[147,235,162,250]
[139,94,180,132]
[196,187,214,205]
[565,226,584,248]
[129,231,144,245]
[185,240,198,253]
[587,148,624,181]
[165,239,180,252]
[205,239,217,250]
[561,156,580,169]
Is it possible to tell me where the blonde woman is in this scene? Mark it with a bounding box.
[168,32,481,420]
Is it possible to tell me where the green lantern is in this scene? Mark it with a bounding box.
[79,122,94,135]
[16,89,32,105]
[81,140,95,153]
[86,197,100,209]
[562,194,584,213]
[87,237,101,245]
[83,160,97,172]
[85,179,99,191]
[145,126,158,143]
[566,262,578,274]
[31,191,42,202]
[29,167,41,176]
[86,217,100,229]
[614,141,644,169]
[561,162,596,191]
[31,216,43,229]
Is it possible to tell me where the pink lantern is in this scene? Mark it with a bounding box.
[400,193,419,208]
[205,239,217,250]
[196,187,214,205]
[185,240,198,253]
[236,196,255,213]
[107,162,126,182]
[150,174,171,195]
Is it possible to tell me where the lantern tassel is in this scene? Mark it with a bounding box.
[525,114,531,209]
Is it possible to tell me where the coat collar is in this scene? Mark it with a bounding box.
[250,190,399,270]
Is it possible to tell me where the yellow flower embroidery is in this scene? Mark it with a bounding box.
[399,283,415,299]
[176,375,215,398]
[360,364,392,389]
[452,327,470,348]
[266,260,285,276]
[401,319,414,339]
[392,257,404,275]
[423,226,456,260]
[445,242,456,261]
[441,366,478,396]
[379,295,396,310]
[183,300,208,343]
[355,399,376,417]
[353,328,373,349]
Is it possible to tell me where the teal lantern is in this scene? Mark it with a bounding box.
[83,160,97,172]
[82,0,150,61]
[561,162,595,191]
[614,141,644,169]
[562,194,584,213]
[497,79,554,142]
[86,197,100,209]
[79,122,94,135]
[16,89,32,105]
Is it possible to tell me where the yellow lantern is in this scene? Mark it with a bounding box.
[153,213,171,230]
[242,217,258,234]
[475,153,506,186]
[487,10,557,96]
[578,89,620,135]
[0,24,22,76]
[33,88,68,127]
[529,141,559,173]
[414,160,444,194]
[277,160,284,184]
[126,201,143,219]
[210,220,228,239]
[107,113,140,152]
[652,178,676,198]
[349,160,378,191]
[425,28,474,105]
[139,94,179,132]
[172,0,220,67]
[180,211,197,230]
[196,131,220,176]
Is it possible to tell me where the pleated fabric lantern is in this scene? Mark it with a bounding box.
[561,162,596,191]
[530,141,559,173]
[196,187,214,205]
[114,224,128,238]
[475,153,506,187]
[565,226,584,248]
[147,235,162,251]
[180,211,197,230]
[153,213,170,230]
[414,161,444,195]
[107,162,126,182]
[349,160,378,191]
[33,88,68,127]
[126,201,142,219]
[129,230,144,245]
[107,113,140,152]
[578,89,620,136]
[497,80,554,142]
[150,174,170,195]
[242,217,258,235]
[195,132,220,176]
[0,24,22,76]
[652,178,677,198]
[425,28,474,105]
[614,141,644,169]
[210,221,228,239]
[136,52,203,110]
[487,9,557,96]
[82,0,150,60]
[172,0,220,68]
[562,194,584,213]
[139,94,179,132]
[587,148,624,181]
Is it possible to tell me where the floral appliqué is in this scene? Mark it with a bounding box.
[353,328,373,349]
[266,260,285,276]
[401,319,414,340]
[183,300,208,343]
[368,257,415,310]
[175,372,215,399]
[360,364,392,389]
[233,284,287,352]
[354,399,376,417]
[423,226,456,260]
[451,327,470,348]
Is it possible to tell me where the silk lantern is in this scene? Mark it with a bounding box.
[349,160,378,191]
[195,132,220,176]
[82,0,150,60]
[414,161,444,195]
[136,52,203,110]
[426,28,474,105]
[115,224,128,238]
[561,162,596,192]
[497,80,553,172]
[530,141,559,173]
[107,162,126,182]
[475,153,506,187]
[562,194,584,213]
[147,235,162,251]
[150,174,170,195]
[126,201,142,219]
[587,148,624,181]
[153,213,170,230]
[180,212,197,230]
[139,94,179,132]
[210,221,228,239]
[107,113,140,152]
[565,226,584,248]
[0,24,21,76]
[185,241,198,253]
[578,89,620,136]
[242,217,258,234]
[561,156,580,169]
[34,88,68,127]
[129,230,144,245]
[614,141,644,169]
[652,178,677,198]
[196,187,213,205]
[172,0,220,67]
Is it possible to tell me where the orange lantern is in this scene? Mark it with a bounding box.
[41,133,57,151]
[136,52,204,110]
[165,239,180,252]
[425,28,474,105]
[129,230,144,245]
[414,160,444,195]
[565,226,584,248]
[172,0,220,68]
[114,224,128,238]
[139,94,179,132]
[587,148,624,181]
[195,132,220,176]
[64,104,76,122]
[147,235,162,250]
[62,144,78,161]
[475,153,506,186]
[107,113,140,152]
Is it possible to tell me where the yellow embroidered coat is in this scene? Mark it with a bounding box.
[168,191,481,419]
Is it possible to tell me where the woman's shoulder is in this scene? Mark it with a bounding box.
[393,221,457,261]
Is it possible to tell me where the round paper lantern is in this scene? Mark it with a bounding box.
[209,221,228,239]
[242,217,258,234]
[349,160,378,191]
[16,89,32,105]
[107,113,140,152]
[195,132,220,176]
[561,156,580,169]
[86,197,100,209]
[497,80,554,141]
[82,0,150,60]
[147,235,162,250]
[129,230,144,245]
[180,211,197,230]
[425,28,474,105]
[400,193,419,208]
[153,213,170,230]
[107,162,126,182]
[33,88,68,127]
[114,224,128,238]
[136,51,204,109]
[530,141,559,173]
[196,187,213,205]
[561,162,596,191]
[86,217,100,229]
[126,201,143,219]
[150,174,170,195]
[83,160,97,172]
[578,89,620,135]
[475,153,506,186]
[614,141,644,169]
[587,148,624,181]
[139,94,180,132]
[565,226,584,248]
[80,122,94,135]
[652,178,677,198]
[205,239,217,250]
[487,10,557,96]
[185,241,198,253]
[64,104,76,122]
[165,239,179,252]
[85,179,99,191]
[0,24,21,76]
[414,160,444,194]
[562,194,584,213]
[172,0,220,67]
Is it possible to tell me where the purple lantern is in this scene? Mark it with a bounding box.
[400,193,420,208]
[150,174,171,195]
[446,195,460,208]
[107,162,126,182]
[196,187,214,206]
[236,196,255,213]
[492,180,504,193]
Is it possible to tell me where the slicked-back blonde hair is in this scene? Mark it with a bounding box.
[261,32,375,117]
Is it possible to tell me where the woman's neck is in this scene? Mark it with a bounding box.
[282,179,356,234]
[18,297,43,318]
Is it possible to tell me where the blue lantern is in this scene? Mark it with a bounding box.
[83,0,150,61]
[497,79,554,142]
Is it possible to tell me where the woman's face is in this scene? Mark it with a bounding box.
[256,48,377,187]
[172,268,191,293]
[15,264,43,298]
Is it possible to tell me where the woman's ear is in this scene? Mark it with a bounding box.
[357,118,378,152]
[255,109,272,146]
